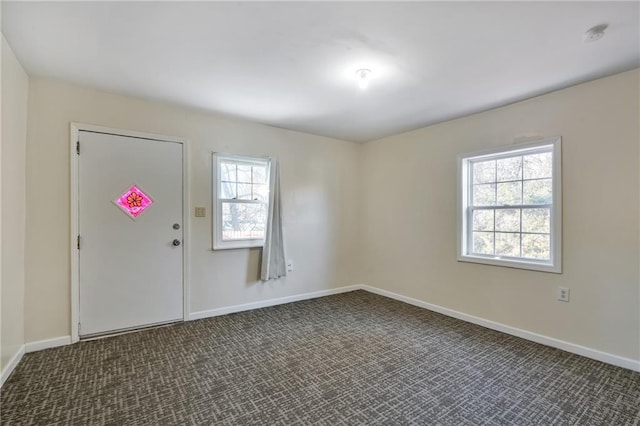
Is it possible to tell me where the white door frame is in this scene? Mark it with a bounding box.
[70,123,190,343]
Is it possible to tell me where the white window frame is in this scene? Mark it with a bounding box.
[457,137,562,273]
[212,153,271,250]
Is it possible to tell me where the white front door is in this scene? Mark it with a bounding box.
[78,130,184,337]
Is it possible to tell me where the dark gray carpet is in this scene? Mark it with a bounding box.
[1,290,639,425]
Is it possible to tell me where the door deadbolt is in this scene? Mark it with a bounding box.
[173,223,180,230]
[172,239,181,246]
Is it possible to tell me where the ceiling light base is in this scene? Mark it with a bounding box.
[356,69,372,90]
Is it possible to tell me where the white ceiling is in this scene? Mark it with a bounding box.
[2,2,639,142]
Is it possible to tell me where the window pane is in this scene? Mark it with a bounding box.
[495,209,520,232]
[523,152,552,179]
[523,179,552,204]
[522,234,550,260]
[473,184,496,206]
[472,210,494,231]
[497,181,522,205]
[472,232,494,255]
[222,202,266,240]
[253,183,268,201]
[220,181,236,199]
[522,208,550,233]
[473,160,496,184]
[496,232,521,257]
[237,165,252,183]
[460,141,559,270]
[237,183,252,200]
[497,156,522,182]
[220,162,236,182]
[252,166,268,184]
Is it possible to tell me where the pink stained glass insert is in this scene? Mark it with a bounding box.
[114,185,153,218]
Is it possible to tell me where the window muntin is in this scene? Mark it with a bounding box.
[458,138,561,273]
[213,154,270,250]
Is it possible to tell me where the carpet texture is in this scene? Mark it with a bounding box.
[1,290,639,425]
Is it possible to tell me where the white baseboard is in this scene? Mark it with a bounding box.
[7,285,637,375]
[1,345,25,387]
[360,285,640,372]
[189,285,362,320]
[25,336,72,353]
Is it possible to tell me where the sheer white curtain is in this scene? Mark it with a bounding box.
[261,158,287,280]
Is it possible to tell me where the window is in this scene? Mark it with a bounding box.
[458,137,562,273]
[213,153,271,250]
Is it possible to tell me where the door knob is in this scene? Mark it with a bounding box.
[172,239,181,246]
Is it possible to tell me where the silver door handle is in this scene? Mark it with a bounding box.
[172,239,181,246]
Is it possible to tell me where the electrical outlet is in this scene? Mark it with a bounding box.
[286,260,293,272]
[557,287,570,302]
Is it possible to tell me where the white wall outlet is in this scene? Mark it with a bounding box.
[286,260,293,272]
[557,287,570,302]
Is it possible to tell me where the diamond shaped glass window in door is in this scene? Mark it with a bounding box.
[114,185,153,219]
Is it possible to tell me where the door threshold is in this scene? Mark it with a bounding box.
[80,319,182,341]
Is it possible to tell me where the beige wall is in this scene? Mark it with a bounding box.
[1,35,28,371]
[361,69,640,361]
[25,78,360,342]
[20,65,640,364]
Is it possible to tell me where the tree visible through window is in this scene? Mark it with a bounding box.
[458,138,562,273]
[213,154,271,250]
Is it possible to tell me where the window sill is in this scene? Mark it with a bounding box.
[458,254,561,274]
[213,239,265,250]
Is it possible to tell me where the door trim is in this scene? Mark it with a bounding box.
[70,123,190,343]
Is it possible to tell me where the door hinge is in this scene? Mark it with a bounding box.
[76,141,80,155]
[77,235,81,250]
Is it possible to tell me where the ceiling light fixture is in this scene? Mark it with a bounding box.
[356,69,371,90]
[583,24,608,43]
